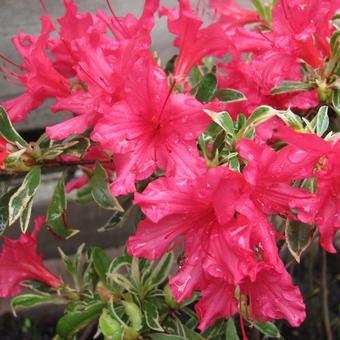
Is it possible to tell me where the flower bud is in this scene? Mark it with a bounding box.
[99,310,123,340]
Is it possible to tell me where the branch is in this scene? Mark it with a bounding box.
[40,158,112,168]
[0,158,112,175]
[320,249,333,340]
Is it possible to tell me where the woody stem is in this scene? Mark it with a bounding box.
[320,249,333,340]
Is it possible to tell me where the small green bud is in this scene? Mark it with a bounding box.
[122,301,142,331]
[164,284,180,309]
[99,310,123,340]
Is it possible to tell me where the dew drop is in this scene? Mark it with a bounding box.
[288,149,307,163]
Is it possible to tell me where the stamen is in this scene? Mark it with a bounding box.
[159,79,177,119]
[39,0,51,17]
[105,0,130,38]
[0,54,23,70]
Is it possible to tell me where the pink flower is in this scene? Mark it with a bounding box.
[1,17,71,122]
[272,0,338,68]
[129,165,306,329]
[160,0,229,81]
[216,0,338,116]
[47,4,153,141]
[48,0,105,77]
[97,0,159,43]
[209,0,260,30]
[218,56,319,117]
[0,137,10,167]
[236,138,319,223]
[240,266,306,327]
[275,126,340,252]
[92,56,210,195]
[195,278,237,331]
[0,217,63,297]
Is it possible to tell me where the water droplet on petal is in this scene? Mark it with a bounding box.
[288,149,307,163]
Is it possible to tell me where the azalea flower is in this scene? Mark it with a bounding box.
[160,0,230,81]
[129,165,306,329]
[92,56,210,195]
[0,217,63,297]
[239,265,306,327]
[275,125,340,253]
[97,0,159,43]
[217,56,319,117]
[1,17,71,122]
[215,0,338,115]
[271,0,338,68]
[208,0,260,30]
[236,138,319,223]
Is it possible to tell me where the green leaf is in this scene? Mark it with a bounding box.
[333,13,340,30]
[90,162,123,211]
[99,309,123,339]
[242,124,256,140]
[276,108,303,130]
[250,0,275,24]
[11,294,65,316]
[225,318,239,340]
[183,325,205,340]
[0,187,17,235]
[246,106,276,127]
[143,300,164,332]
[228,155,240,172]
[330,30,340,57]
[8,166,41,225]
[108,255,132,274]
[214,89,246,103]
[0,106,28,148]
[332,89,340,115]
[58,247,77,277]
[194,73,217,102]
[63,138,91,158]
[47,174,79,239]
[271,81,312,95]
[285,219,313,263]
[74,184,94,205]
[148,334,186,340]
[19,198,33,233]
[235,114,247,132]
[250,0,266,20]
[4,149,30,171]
[56,302,105,339]
[91,247,111,283]
[150,252,174,287]
[204,110,235,135]
[253,320,280,338]
[316,106,329,136]
[122,301,142,331]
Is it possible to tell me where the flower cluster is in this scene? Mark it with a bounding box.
[0,0,339,337]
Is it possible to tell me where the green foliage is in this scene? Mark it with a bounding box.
[0,106,28,148]
[0,187,18,235]
[11,294,66,317]
[214,89,246,103]
[225,318,239,340]
[56,302,106,339]
[8,166,41,227]
[271,81,312,95]
[194,72,217,103]
[285,219,314,263]
[315,106,330,136]
[89,162,123,211]
[47,174,79,239]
